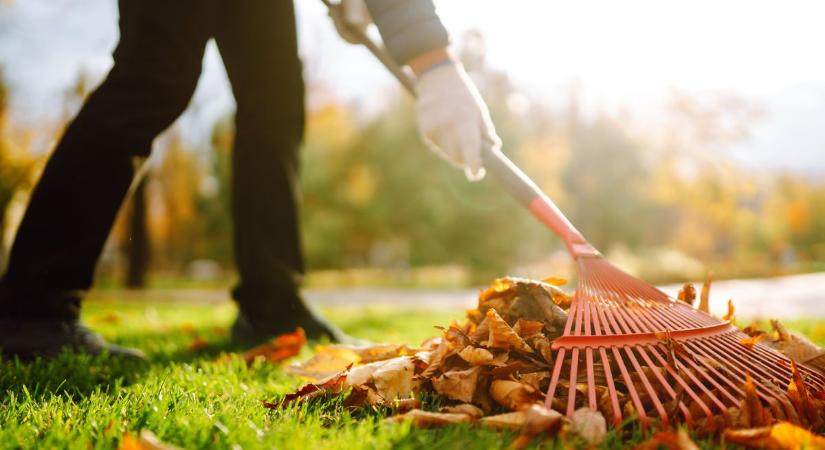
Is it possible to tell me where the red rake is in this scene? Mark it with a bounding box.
[326,1,825,429]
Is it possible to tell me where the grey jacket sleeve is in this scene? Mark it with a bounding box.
[365,0,450,64]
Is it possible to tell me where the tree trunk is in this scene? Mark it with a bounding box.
[125,177,150,289]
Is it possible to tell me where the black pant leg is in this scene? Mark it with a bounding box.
[0,0,215,319]
[214,0,307,322]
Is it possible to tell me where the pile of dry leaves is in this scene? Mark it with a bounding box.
[266,277,825,449]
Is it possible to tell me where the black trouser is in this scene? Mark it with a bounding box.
[0,0,306,322]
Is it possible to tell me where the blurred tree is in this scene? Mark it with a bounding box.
[0,68,35,272]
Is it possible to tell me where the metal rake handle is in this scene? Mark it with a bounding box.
[324,0,597,257]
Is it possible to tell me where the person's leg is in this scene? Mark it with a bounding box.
[0,0,215,358]
[214,0,344,342]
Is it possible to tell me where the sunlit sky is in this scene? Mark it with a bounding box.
[2,0,825,172]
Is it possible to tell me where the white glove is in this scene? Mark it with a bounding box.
[328,0,372,44]
[415,61,501,181]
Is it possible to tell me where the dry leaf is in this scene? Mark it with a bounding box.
[510,406,565,450]
[632,428,699,450]
[786,360,822,428]
[119,430,184,450]
[286,346,361,380]
[677,283,696,306]
[391,397,421,413]
[485,309,533,353]
[384,409,472,428]
[542,276,567,286]
[266,372,348,408]
[767,320,825,376]
[479,411,531,431]
[440,403,484,419]
[513,319,545,338]
[242,328,305,364]
[372,356,418,401]
[740,372,772,428]
[724,421,825,450]
[489,379,542,411]
[432,366,482,403]
[740,334,767,350]
[572,407,607,446]
[722,299,736,323]
[458,346,495,365]
[699,272,712,313]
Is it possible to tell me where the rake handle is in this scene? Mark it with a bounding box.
[330,7,597,257]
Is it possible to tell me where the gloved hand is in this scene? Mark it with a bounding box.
[415,60,501,181]
[328,0,372,44]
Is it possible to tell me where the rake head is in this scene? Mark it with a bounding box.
[544,253,825,430]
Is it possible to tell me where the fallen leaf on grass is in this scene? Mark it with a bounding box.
[509,406,565,450]
[91,312,122,325]
[724,421,825,450]
[265,372,348,409]
[372,356,418,400]
[432,366,482,403]
[489,379,542,411]
[242,328,305,365]
[440,403,484,419]
[572,407,607,446]
[119,430,183,450]
[632,428,699,450]
[285,345,361,380]
[384,409,473,428]
[187,335,208,352]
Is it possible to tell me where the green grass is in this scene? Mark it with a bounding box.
[1,299,822,449]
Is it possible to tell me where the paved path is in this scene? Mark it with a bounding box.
[89,272,825,319]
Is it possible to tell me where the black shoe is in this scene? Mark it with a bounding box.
[0,319,146,360]
[231,306,351,346]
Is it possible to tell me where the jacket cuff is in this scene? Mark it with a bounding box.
[365,0,450,64]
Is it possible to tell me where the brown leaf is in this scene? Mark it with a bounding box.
[677,283,696,306]
[285,346,361,380]
[119,430,184,450]
[457,346,495,365]
[519,371,550,391]
[632,428,699,450]
[439,403,485,419]
[542,276,568,286]
[572,407,607,446]
[513,319,545,338]
[485,309,533,353]
[372,356,418,401]
[698,272,712,313]
[740,372,772,428]
[766,320,825,376]
[722,299,736,323]
[724,421,825,449]
[509,406,565,450]
[432,366,482,403]
[242,328,305,365]
[384,409,472,428]
[479,411,531,431]
[266,372,348,408]
[739,334,767,350]
[787,360,822,428]
[489,379,542,411]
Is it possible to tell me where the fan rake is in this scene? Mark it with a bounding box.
[323,0,825,429]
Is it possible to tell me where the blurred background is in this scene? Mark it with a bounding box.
[2,0,825,294]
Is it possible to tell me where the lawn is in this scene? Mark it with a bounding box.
[1,297,823,449]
